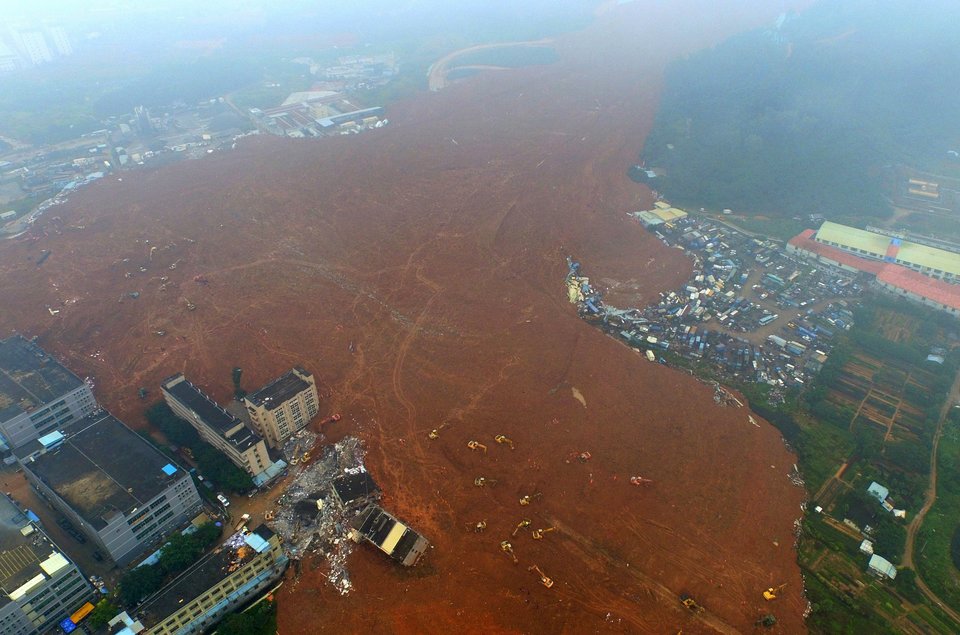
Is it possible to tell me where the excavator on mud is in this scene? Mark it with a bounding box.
[531,527,556,540]
[679,593,704,614]
[494,434,515,449]
[519,492,543,506]
[472,520,487,533]
[467,440,487,453]
[500,540,518,564]
[528,564,554,588]
[762,583,786,600]
[511,519,532,537]
[474,477,497,487]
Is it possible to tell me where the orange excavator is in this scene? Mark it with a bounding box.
[528,564,554,588]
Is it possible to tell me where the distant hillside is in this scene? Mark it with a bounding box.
[640,0,960,220]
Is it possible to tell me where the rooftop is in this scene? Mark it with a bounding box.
[24,412,188,530]
[788,229,885,274]
[895,240,960,277]
[877,265,960,311]
[0,335,85,424]
[0,494,75,609]
[138,526,276,626]
[352,505,427,565]
[163,375,263,452]
[246,368,313,410]
[332,471,379,505]
[815,221,891,259]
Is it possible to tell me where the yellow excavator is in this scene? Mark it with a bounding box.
[473,520,487,533]
[474,477,497,487]
[500,540,518,564]
[531,527,556,540]
[679,594,704,614]
[519,492,543,506]
[467,440,488,453]
[528,564,554,588]
[511,519,532,537]
[763,583,786,601]
[428,429,440,440]
[494,434,515,449]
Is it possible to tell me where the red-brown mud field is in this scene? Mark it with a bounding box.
[0,1,813,632]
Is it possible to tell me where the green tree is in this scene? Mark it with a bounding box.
[216,600,276,635]
[87,598,119,629]
[119,564,164,605]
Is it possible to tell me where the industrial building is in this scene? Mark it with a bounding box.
[631,201,689,228]
[161,374,272,478]
[20,412,202,566]
[788,224,960,316]
[134,525,287,635]
[243,367,320,448]
[349,505,429,567]
[0,494,94,635]
[0,335,97,450]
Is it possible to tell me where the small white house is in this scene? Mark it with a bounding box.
[868,554,897,580]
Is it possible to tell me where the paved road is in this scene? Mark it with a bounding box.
[902,367,960,625]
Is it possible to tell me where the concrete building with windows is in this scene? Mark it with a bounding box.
[135,524,287,635]
[161,374,272,478]
[0,494,94,635]
[243,367,320,448]
[0,335,97,450]
[19,412,202,566]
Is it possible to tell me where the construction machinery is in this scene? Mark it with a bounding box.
[528,564,554,588]
[428,429,440,440]
[473,520,487,533]
[511,519,532,537]
[500,541,518,564]
[762,583,786,601]
[474,477,497,487]
[318,413,342,428]
[531,527,556,540]
[519,492,542,506]
[755,614,777,628]
[467,440,487,454]
[630,475,653,486]
[494,435,515,449]
[679,594,704,614]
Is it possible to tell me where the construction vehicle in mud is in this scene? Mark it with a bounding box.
[528,564,554,588]
[519,492,542,506]
[762,583,786,600]
[474,477,497,487]
[473,520,487,533]
[511,519,532,537]
[494,434,515,449]
[679,594,704,614]
[428,429,440,439]
[531,527,556,540]
[467,440,487,453]
[500,541,518,564]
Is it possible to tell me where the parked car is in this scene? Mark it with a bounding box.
[216,493,230,507]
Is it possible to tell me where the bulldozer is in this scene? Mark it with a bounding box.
[494,434,515,449]
[511,519,532,537]
[531,527,556,540]
[467,440,488,453]
[679,594,704,614]
[762,583,786,601]
[528,564,554,588]
[500,541,518,564]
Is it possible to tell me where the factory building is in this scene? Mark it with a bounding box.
[135,525,287,635]
[0,335,97,450]
[161,374,272,478]
[20,412,202,565]
[0,494,94,635]
[243,367,320,448]
[788,225,960,317]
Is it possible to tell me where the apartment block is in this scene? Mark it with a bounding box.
[0,335,97,450]
[161,374,271,477]
[136,524,287,635]
[243,367,319,448]
[20,412,203,566]
[0,494,94,635]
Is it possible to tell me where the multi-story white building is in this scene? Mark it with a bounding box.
[0,335,98,450]
[243,367,320,448]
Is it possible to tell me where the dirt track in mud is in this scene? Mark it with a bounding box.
[0,2,812,633]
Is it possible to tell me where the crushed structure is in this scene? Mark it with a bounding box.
[349,505,429,567]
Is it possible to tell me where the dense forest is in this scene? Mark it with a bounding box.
[640,0,960,220]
